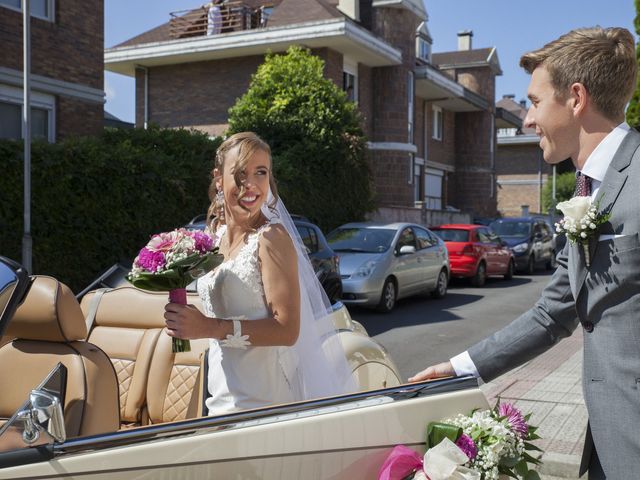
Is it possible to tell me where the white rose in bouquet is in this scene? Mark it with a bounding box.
[556,196,591,221]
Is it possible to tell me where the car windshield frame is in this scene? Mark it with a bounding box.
[326,227,396,254]
[490,221,532,238]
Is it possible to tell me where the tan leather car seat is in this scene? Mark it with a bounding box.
[81,287,209,427]
[0,276,120,438]
[81,286,165,427]
[146,334,209,424]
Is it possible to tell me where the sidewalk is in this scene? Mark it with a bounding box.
[480,331,586,479]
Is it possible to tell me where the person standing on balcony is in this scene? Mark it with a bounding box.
[410,26,640,479]
[205,0,223,35]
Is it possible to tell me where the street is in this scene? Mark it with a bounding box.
[349,269,555,381]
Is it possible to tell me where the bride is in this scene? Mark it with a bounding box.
[164,132,354,415]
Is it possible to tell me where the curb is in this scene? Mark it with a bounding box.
[537,452,581,479]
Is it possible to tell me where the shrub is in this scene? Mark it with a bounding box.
[227,46,374,232]
[541,171,576,213]
[0,126,220,292]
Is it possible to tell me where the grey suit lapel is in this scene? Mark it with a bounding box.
[573,130,639,295]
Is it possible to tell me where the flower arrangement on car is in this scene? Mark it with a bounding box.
[378,400,542,480]
[554,196,609,267]
[127,228,224,353]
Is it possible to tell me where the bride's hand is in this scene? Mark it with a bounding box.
[164,303,219,340]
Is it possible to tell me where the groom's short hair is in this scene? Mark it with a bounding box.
[520,27,637,121]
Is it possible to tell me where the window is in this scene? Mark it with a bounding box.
[415,227,435,250]
[296,226,318,254]
[432,105,443,141]
[342,72,356,102]
[414,163,423,201]
[417,37,432,63]
[477,228,492,244]
[342,57,358,103]
[0,0,54,21]
[0,84,55,142]
[396,228,417,253]
[415,21,433,64]
[425,168,443,210]
[407,72,414,142]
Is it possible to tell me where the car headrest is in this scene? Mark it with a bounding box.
[7,276,87,342]
[80,286,203,330]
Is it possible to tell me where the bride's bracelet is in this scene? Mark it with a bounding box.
[220,319,251,349]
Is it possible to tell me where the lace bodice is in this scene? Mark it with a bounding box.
[197,222,271,321]
[197,220,296,415]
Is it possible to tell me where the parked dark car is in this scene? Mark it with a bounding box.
[489,217,556,274]
[79,216,343,304]
[430,224,514,286]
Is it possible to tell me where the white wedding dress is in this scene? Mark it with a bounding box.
[197,221,298,415]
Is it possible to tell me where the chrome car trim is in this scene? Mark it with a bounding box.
[55,376,477,456]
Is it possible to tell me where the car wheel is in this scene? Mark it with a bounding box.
[470,261,486,287]
[525,255,535,275]
[377,278,396,313]
[504,259,514,280]
[431,269,448,299]
[546,251,558,270]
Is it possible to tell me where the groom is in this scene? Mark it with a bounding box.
[410,27,639,479]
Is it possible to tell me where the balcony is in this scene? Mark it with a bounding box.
[169,3,271,39]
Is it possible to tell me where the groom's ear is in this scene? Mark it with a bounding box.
[570,82,589,116]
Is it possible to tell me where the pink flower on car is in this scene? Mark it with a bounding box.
[498,402,529,438]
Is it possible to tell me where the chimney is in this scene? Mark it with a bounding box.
[503,94,515,100]
[519,99,527,108]
[457,30,473,51]
[337,0,360,21]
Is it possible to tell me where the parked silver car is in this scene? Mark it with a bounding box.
[326,222,450,312]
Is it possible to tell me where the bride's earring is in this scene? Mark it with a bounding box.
[216,189,225,221]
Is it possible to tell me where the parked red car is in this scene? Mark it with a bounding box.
[430,224,515,286]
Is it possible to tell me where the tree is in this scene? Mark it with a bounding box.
[227,46,374,232]
[626,0,640,128]
[541,171,576,213]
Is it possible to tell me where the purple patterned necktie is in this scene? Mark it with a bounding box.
[574,171,592,197]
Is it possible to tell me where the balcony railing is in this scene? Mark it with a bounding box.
[169,3,271,39]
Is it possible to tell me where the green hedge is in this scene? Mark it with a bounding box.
[0,126,221,292]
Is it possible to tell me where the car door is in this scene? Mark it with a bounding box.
[486,227,510,273]
[414,226,440,287]
[476,227,498,274]
[392,227,420,295]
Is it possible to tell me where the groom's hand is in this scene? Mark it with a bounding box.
[408,361,455,382]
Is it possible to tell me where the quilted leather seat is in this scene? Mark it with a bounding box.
[81,287,208,427]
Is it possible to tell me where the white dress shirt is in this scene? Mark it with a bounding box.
[450,122,631,379]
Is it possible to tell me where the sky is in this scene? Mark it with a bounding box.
[104,0,636,123]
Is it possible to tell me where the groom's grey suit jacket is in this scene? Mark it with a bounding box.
[468,128,640,478]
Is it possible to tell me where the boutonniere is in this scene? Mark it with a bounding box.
[554,196,609,267]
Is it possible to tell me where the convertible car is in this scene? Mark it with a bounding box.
[0,256,489,479]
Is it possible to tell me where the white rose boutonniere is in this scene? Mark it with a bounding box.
[555,197,609,267]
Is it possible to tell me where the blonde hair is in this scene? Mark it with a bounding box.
[520,26,637,120]
[206,132,279,231]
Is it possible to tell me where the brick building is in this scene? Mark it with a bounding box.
[496,95,572,217]
[0,0,105,141]
[105,0,519,222]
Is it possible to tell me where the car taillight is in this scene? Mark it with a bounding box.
[462,245,475,256]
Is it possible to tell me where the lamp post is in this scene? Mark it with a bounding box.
[22,0,32,273]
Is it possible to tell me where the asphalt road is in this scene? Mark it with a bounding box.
[348,269,555,381]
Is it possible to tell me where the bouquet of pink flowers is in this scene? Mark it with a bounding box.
[379,400,542,480]
[127,228,223,353]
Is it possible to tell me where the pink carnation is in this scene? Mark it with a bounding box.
[135,247,166,272]
[499,402,529,438]
[192,231,214,253]
[455,433,478,460]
